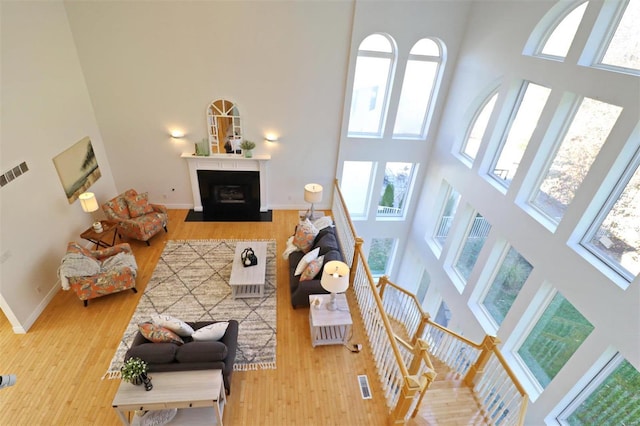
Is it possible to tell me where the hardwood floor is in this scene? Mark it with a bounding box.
[0,210,389,425]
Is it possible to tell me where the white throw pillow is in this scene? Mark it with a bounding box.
[151,314,194,337]
[294,247,320,276]
[192,321,229,341]
[313,216,333,231]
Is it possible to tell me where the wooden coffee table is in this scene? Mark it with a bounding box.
[308,293,353,347]
[111,369,225,425]
[229,241,267,299]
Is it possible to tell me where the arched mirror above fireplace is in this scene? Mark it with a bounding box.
[207,99,242,154]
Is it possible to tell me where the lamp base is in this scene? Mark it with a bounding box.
[92,221,103,233]
[326,293,338,311]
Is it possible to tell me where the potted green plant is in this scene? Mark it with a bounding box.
[239,140,256,158]
[121,357,152,390]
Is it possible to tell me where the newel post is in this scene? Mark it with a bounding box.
[411,312,430,346]
[388,375,424,425]
[464,335,499,387]
[350,237,364,286]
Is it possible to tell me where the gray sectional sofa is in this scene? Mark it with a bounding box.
[289,226,345,308]
[125,320,238,394]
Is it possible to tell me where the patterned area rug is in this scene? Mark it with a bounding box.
[104,239,277,379]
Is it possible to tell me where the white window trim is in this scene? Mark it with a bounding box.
[580,147,640,283]
[555,352,625,425]
[347,34,397,139]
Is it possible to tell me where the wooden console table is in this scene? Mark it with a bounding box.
[112,369,225,425]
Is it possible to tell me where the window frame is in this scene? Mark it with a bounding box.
[392,38,444,140]
[556,353,627,425]
[593,0,640,75]
[580,147,640,282]
[488,80,551,189]
[347,33,397,138]
[459,90,500,164]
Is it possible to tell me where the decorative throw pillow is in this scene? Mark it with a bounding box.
[192,322,229,341]
[151,314,194,337]
[125,192,154,218]
[292,219,319,252]
[300,255,324,282]
[138,322,184,345]
[294,247,320,276]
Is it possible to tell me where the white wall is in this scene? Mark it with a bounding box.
[0,1,117,331]
[405,0,640,423]
[63,1,354,211]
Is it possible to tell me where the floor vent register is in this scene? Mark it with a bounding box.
[358,375,372,399]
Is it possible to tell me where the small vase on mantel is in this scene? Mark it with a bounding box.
[244,149,253,158]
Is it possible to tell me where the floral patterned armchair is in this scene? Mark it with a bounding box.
[102,189,168,246]
[60,242,138,307]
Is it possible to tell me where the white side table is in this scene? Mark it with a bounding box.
[308,293,353,347]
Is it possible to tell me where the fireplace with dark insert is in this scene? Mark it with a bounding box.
[198,170,260,220]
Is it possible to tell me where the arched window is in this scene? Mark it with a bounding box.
[393,38,444,139]
[523,1,588,60]
[461,91,499,161]
[347,34,396,138]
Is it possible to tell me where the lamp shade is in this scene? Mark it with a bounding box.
[304,183,323,204]
[320,260,350,294]
[79,192,99,213]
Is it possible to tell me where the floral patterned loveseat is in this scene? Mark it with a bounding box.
[102,189,168,246]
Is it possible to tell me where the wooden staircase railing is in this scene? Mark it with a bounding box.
[379,277,528,425]
[332,180,436,425]
[331,179,528,425]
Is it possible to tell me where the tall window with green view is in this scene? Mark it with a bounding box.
[454,212,492,282]
[562,357,640,425]
[481,247,533,326]
[518,292,594,388]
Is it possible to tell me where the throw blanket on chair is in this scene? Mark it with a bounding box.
[58,252,137,290]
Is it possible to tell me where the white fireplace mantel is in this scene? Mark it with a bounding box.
[181,153,270,212]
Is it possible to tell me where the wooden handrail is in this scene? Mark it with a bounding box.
[353,244,410,379]
[331,179,527,425]
[333,178,359,244]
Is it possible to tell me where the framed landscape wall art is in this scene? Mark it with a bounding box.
[52,136,101,204]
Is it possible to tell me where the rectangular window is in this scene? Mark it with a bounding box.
[490,82,551,186]
[531,98,623,223]
[517,292,594,389]
[481,247,533,326]
[367,237,396,277]
[599,0,640,72]
[454,212,492,282]
[377,162,416,218]
[559,355,640,425]
[434,300,451,327]
[341,161,375,218]
[582,158,640,281]
[433,187,461,249]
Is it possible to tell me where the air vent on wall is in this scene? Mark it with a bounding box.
[0,162,29,188]
[358,374,372,399]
